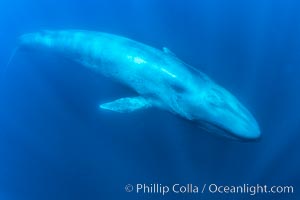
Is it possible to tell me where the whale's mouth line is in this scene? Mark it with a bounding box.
[195,119,257,141]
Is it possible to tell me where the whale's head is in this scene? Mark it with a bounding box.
[178,78,261,141]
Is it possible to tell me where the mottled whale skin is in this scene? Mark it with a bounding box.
[19,30,260,140]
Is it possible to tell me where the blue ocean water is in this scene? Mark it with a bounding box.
[0,0,299,199]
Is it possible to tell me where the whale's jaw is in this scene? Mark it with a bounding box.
[181,82,261,141]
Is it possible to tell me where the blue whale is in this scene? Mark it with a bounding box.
[19,30,261,140]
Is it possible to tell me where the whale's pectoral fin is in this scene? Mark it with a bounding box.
[99,96,152,113]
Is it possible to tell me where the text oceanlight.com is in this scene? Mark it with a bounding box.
[124,183,294,196]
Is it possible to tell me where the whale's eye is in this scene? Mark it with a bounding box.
[207,89,225,107]
[170,83,186,93]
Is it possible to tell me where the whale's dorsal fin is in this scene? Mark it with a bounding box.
[99,96,152,113]
[163,47,176,56]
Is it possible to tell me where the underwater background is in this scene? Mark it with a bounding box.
[0,0,299,199]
